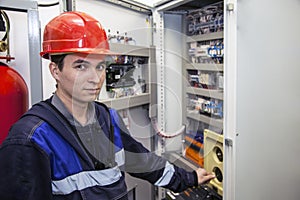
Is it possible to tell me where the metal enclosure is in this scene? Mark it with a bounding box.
[153,0,300,199]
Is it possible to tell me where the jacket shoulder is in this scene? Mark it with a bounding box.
[4,112,44,144]
[3,99,55,145]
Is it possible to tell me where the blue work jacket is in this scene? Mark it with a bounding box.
[0,97,197,200]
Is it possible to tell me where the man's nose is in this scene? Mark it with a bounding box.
[88,68,102,83]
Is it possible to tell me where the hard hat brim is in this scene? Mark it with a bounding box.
[40,48,120,59]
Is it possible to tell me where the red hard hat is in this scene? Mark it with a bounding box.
[40,11,114,59]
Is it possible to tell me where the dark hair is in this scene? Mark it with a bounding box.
[50,54,68,71]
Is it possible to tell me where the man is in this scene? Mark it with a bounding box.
[0,11,215,200]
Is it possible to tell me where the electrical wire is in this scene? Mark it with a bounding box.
[38,1,60,7]
[0,10,9,42]
[151,118,185,138]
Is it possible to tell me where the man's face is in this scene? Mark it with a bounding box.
[56,53,107,104]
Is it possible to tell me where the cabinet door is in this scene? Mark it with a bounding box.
[224,0,300,200]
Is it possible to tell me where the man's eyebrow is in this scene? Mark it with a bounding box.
[73,59,90,65]
[96,61,106,67]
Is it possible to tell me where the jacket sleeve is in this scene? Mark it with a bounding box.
[0,142,52,200]
[115,113,198,193]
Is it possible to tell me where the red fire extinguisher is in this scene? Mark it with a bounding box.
[0,62,28,145]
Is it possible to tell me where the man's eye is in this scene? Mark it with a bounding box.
[76,64,86,70]
[96,64,106,71]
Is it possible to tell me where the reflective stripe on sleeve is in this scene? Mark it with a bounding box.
[154,161,175,186]
[115,148,125,166]
[52,166,122,195]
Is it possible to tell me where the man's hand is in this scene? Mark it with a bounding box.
[196,168,215,185]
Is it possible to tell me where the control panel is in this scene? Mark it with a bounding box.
[166,185,222,200]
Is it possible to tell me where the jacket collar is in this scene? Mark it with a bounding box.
[24,97,95,167]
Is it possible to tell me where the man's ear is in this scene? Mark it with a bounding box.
[49,62,60,80]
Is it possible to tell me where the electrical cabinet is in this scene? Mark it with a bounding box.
[97,43,156,112]
[185,30,224,131]
[184,24,224,168]
[156,1,225,199]
[153,0,300,200]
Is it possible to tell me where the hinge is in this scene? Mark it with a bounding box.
[226,3,234,11]
[153,22,157,33]
[225,138,233,147]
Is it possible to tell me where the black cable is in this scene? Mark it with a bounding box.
[0,13,5,31]
[38,1,59,7]
[0,10,9,41]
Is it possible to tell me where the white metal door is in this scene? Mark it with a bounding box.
[224,0,300,199]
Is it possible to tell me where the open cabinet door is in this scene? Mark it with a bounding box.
[224,0,300,200]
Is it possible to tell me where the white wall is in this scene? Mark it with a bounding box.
[75,0,152,47]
